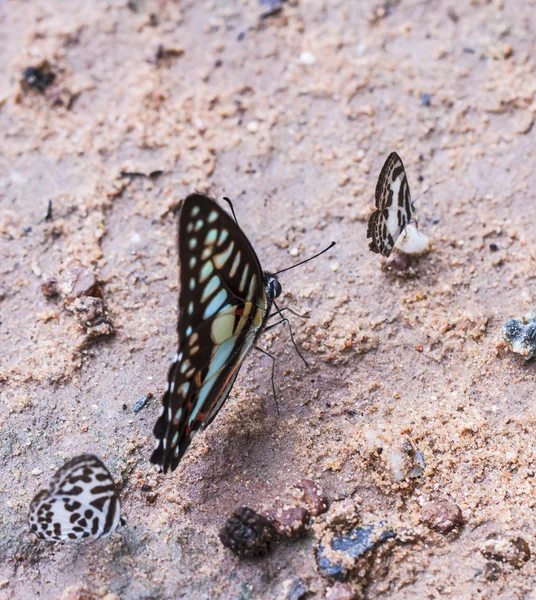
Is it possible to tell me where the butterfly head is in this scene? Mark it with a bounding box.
[266,274,282,300]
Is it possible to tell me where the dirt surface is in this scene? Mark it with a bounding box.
[1,0,536,598]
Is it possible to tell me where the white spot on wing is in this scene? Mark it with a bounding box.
[213,242,235,269]
[229,251,241,278]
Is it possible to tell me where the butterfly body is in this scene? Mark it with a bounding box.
[28,454,122,542]
[367,152,415,257]
[151,194,282,473]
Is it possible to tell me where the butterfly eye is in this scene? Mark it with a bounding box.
[270,278,282,298]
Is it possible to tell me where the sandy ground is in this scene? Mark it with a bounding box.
[1,0,536,598]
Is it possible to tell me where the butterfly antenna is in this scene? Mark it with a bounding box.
[414,180,443,204]
[274,241,336,276]
[222,196,239,226]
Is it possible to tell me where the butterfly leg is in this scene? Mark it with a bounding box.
[264,317,309,368]
[254,346,279,415]
[268,306,310,320]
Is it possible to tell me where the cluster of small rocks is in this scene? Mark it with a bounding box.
[41,260,114,340]
[219,479,328,558]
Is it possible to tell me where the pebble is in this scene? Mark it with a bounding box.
[502,313,536,361]
[299,51,317,65]
[389,441,425,481]
[480,535,531,568]
[420,501,463,533]
[22,63,56,93]
[132,392,153,413]
[247,121,259,134]
[296,479,329,516]
[482,561,502,581]
[61,262,99,303]
[265,505,311,538]
[219,507,275,558]
[279,578,309,600]
[316,522,396,581]
[73,296,114,338]
[420,93,432,107]
[41,277,59,298]
[325,582,357,600]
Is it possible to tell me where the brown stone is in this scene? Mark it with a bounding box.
[296,479,328,516]
[61,262,100,303]
[265,505,311,538]
[41,277,59,298]
[420,501,463,533]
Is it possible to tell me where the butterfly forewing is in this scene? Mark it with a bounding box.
[28,454,121,542]
[367,152,414,257]
[151,194,272,473]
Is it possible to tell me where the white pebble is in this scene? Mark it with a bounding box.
[299,51,317,65]
[290,247,299,257]
[247,121,259,134]
[31,468,42,476]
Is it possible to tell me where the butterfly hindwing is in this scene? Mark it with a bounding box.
[28,454,121,542]
[367,152,414,257]
[151,194,272,473]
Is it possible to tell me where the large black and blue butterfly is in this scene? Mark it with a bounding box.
[151,194,290,473]
[367,152,415,257]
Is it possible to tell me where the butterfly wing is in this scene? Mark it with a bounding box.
[28,454,121,542]
[151,194,270,473]
[367,152,414,257]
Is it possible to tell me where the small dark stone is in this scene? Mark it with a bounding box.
[45,199,53,221]
[259,0,284,18]
[417,174,424,182]
[141,483,152,492]
[23,226,32,234]
[296,479,329,516]
[219,507,275,558]
[41,278,59,298]
[265,506,311,538]
[133,392,153,413]
[489,243,499,252]
[502,314,536,361]
[237,31,246,41]
[145,492,158,505]
[481,535,531,568]
[420,501,463,533]
[214,59,223,68]
[482,561,501,581]
[420,93,431,107]
[73,296,114,338]
[22,65,56,92]
[316,523,396,581]
[447,8,459,22]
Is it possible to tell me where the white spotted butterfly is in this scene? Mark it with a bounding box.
[28,454,122,542]
[367,152,415,257]
[151,194,286,473]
